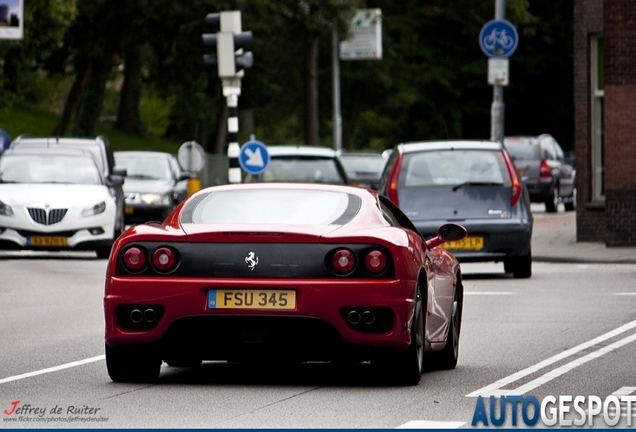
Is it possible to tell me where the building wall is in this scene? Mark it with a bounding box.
[573,0,604,241]
[603,0,636,246]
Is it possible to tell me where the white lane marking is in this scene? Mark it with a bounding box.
[613,386,636,396]
[0,355,104,385]
[467,319,636,397]
[397,420,466,429]
[464,292,516,295]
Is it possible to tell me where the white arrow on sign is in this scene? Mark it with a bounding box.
[244,147,265,167]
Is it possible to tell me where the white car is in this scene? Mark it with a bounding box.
[0,148,121,258]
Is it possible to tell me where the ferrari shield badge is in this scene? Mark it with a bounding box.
[245,251,259,271]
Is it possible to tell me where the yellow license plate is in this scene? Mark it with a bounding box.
[439,236,484,251]
[208,289,296,310]
[30,236,68,247]
[125,205,134,214]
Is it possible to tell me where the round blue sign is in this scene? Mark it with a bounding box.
[239,140,270,175]
[479,19,519,58]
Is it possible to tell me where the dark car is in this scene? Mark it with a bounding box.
[503,134,576,212]
[337,150,387,190]
[114,151,189,224]
[104,182,467,385]
[10,135,128,236]
[244,145,348,184]
[378,140,534,278]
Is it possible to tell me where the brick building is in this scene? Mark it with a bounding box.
[574,0,636,246]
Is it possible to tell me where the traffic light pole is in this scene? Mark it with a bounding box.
[223,79,242,183]
[490,0,506,143]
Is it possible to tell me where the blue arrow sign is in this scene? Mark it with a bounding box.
[479,19,519,58]
[239,140,270,175]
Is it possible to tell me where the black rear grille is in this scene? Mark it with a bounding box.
[27,208,68,225]
[16,229,78,237]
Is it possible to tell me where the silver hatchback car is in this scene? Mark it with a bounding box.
[378,140,534,278]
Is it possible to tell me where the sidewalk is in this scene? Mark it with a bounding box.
[531,204,636,264]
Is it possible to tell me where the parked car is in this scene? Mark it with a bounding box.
[114,151,189,225]
[244,145,348,184]
[0,147,121,258]
[378,140,533,278]
[10,135,128,235]
[503,134,576,212]
[336,150,387,190]
[104,182,467,385]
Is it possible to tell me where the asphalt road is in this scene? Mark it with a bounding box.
[2,248,636,428]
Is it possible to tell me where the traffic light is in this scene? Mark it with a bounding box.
[202,11,253,78]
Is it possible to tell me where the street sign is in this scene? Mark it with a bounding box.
[488,58,509,86]
[177,141,206,172]
[479,19,518,58]
[239,140,269,175]
[340,9,382,61]
[0,0,23,40]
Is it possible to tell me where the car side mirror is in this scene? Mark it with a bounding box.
[106,175,125,187]
[425,223,467,249]
[113,166,127,177]
[178,172,190,181]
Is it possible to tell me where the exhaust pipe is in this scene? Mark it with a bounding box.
[347,310,361,325]
[144,308,157,323]
[130,309,143,323]
[361,310,376,325]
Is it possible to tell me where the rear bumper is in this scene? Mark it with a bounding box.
[415,218,532,262]
[104,277,417,361]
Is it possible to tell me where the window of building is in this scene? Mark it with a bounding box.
[591,36,604,200]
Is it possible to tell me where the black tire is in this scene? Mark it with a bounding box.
[105,344,161,383]
[504,254,532,279]
[429,276,462,370]
[544,185,559,213]
[383,284,424,385]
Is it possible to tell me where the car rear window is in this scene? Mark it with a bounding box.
[189,189,358,225]
[402,150,507,186]
[503,138,540,160]
[339,155,386,174]
[250,157,345,184]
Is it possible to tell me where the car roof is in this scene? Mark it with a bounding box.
[266,145,338,157]
[11,136,103,146]
[397,140,504,153]
[195,181,372,197]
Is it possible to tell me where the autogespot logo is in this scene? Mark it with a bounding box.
[471,395,636,427]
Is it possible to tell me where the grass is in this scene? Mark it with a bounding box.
[1,103,182,154]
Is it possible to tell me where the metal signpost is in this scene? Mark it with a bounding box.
[479,0,518,143]
[202,10,253,183]
[333,9,382,151]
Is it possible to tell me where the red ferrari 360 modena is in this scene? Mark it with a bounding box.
[104,183,467,385]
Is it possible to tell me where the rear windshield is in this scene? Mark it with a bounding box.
[189,189,357,225]
[247,157,345,184]
[402,150,508,186]
[339,155,386,174]
[504,138,540,160]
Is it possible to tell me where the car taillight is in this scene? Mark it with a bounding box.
[332,249,356,274]
[502,149,523,206]
[123,247,146,272]
[364,249,387,274]
[152,247,178,272]
[539,160,552,179]
[386,153,403,206]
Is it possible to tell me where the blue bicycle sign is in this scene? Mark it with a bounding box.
[479,19,519,57]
